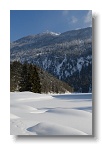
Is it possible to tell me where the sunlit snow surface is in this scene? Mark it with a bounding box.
[10,92,92,135]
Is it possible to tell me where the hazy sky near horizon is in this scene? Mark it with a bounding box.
[10,10,92,42]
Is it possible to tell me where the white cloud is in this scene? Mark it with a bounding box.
[71,16,78,24]
[84,10,92,26]
[62,11,78,24]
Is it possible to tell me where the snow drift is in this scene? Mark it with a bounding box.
[10,92,92,135]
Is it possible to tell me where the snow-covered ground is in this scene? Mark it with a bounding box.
[10,92,92,135]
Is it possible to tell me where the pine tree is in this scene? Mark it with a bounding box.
[19,62,31,92]
[10,61,22,91]
[30,65,41,93]
[19,62,41,93]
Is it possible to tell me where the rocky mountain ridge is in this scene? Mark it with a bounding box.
[10,27,92,92]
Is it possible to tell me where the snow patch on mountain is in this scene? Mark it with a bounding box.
[77,57,84,72]
[56,55,67,75]
[43,30,61,36]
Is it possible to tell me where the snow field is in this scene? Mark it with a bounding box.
[10,92,92,135]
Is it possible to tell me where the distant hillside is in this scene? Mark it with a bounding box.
[10,61,73,93]
[10,27,92,93]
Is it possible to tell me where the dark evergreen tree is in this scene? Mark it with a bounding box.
[11,61,73,94]
[19,62,31,91]
[30,65,41,93]
[19,62,41,93]
[10,61,22,91]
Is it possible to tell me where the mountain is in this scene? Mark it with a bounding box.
[10,27,92,93]
[10,61,73,93]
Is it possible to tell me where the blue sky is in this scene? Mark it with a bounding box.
[10,10,92,42]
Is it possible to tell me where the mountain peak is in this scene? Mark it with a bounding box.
[42,30,61,36]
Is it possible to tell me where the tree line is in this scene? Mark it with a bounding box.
[10,61,73,93]
[10,61,41,93]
